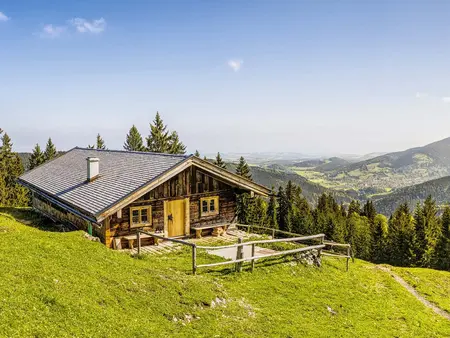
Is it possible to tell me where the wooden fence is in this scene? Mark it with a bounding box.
[136,226,353,274]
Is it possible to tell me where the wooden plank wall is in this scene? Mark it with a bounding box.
[105,166,237,248]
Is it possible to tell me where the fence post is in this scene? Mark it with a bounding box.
[137,231,141,255]
[251,243,256,272]
[272,228,275,239]
[236,237,244,272]
[192,245,197,275]
[346,246,350,272]
[317,235,324,259]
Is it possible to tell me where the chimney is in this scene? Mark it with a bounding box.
[87,157,100,182]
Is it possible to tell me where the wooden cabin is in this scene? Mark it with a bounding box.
[18,148,270,249]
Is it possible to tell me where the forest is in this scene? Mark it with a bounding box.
[1,112,449,272]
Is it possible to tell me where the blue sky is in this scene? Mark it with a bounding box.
[1,1,450,155]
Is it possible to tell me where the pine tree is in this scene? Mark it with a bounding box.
[123,125,145,151]
[432,205,450,270]
[43,138,57,162]
[413,202,426,264]
[362,200,376,224]
[235,156,252,181]
[146,112,170,153]
[347,200,361,217]
[387,203,416,266]
[0,132,28,206]
[167,131,186,154]
[277,186,290,232]
[194,150,200,157]
[372,214,389,263]
[96,134,106,150]
[28,144,45,170]
[421,196,441,266]
[266,187,278,229]
[214,152,227,169]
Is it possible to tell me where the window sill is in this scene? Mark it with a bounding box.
[200,212,219,218]
[130,223,152,228]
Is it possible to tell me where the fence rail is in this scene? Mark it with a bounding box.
[136,226,352,274]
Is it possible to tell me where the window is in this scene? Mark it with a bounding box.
[130,206,152,227]
[200,196,219,217]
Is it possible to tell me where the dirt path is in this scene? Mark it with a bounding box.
[377,265,450,321]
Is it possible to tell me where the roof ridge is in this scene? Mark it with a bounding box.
[74,147,190,158]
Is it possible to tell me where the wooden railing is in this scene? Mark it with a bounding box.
[136,227,353,274]
[195,233,325,273]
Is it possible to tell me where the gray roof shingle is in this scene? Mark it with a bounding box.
[19,148,189,217]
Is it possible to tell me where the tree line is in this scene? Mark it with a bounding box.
[232,162,450,271]
[2,112,449,271]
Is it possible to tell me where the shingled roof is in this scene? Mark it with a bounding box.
[19,148,189,218]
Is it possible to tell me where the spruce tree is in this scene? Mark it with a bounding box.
[347,200,361,217]
[413,202,426,264]
[432,205,450,270]
[387,203,416,266]
[0,132,28,206]
[277,186,290,232]
[362,200,376,224]
[235,156,252,181]
[96,134,106,150]
[28,144,45,170]
[214,152,227,169]
[43,138,57,162]
[372,214,389,263]
[168,131,186,154]
[266,187,278,229]
[421,196,441,266]
[146,112,170,153]
[123,125,144,151]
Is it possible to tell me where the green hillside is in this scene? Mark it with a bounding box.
[294,137,450,194]
[373,176,450,215]
[227,164,352,205]
[0,209,449,337]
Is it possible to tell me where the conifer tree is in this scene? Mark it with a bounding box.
[372,214,389,263]
[421,196,441,266]
[362,200,377,224]
[43,138,57,162]
[235,156,252,181]
[28,144,45,170]
[266,187,278,229]
[347,200,361,217]
[167,131,186,154]
[214,152,227,169]
[96,134,106,150]
[387,203,416,266]
[0,132,28,206]
[413,202,426,264]
[432,205,450,270]
[123,125,145,151]
[146,112,170,153]
[194,150,200,157]
[277,186,290,232]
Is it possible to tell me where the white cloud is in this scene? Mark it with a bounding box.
[0,11,10,22]
[441,97,450,103]
[228,59,243,72]
[69,18,106,34]
[38,24,66,38]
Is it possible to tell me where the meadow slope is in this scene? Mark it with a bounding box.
[0,209,449,337]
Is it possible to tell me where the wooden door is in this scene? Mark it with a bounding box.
[167,199,186,237]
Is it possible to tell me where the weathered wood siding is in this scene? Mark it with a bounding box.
[32,194,104,241]
[105,166,237,248]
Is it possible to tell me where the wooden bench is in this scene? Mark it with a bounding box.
[191,224,229,238]
[114,233,154,250]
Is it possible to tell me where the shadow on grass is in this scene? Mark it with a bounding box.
[0,207,68,232]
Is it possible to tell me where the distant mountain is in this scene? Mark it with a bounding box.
[373,176,450,216]
[293,157,350,171]
[316,137,450,191]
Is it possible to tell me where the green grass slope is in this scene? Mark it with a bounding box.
[0,209,449,337]
[393,267,450,313]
